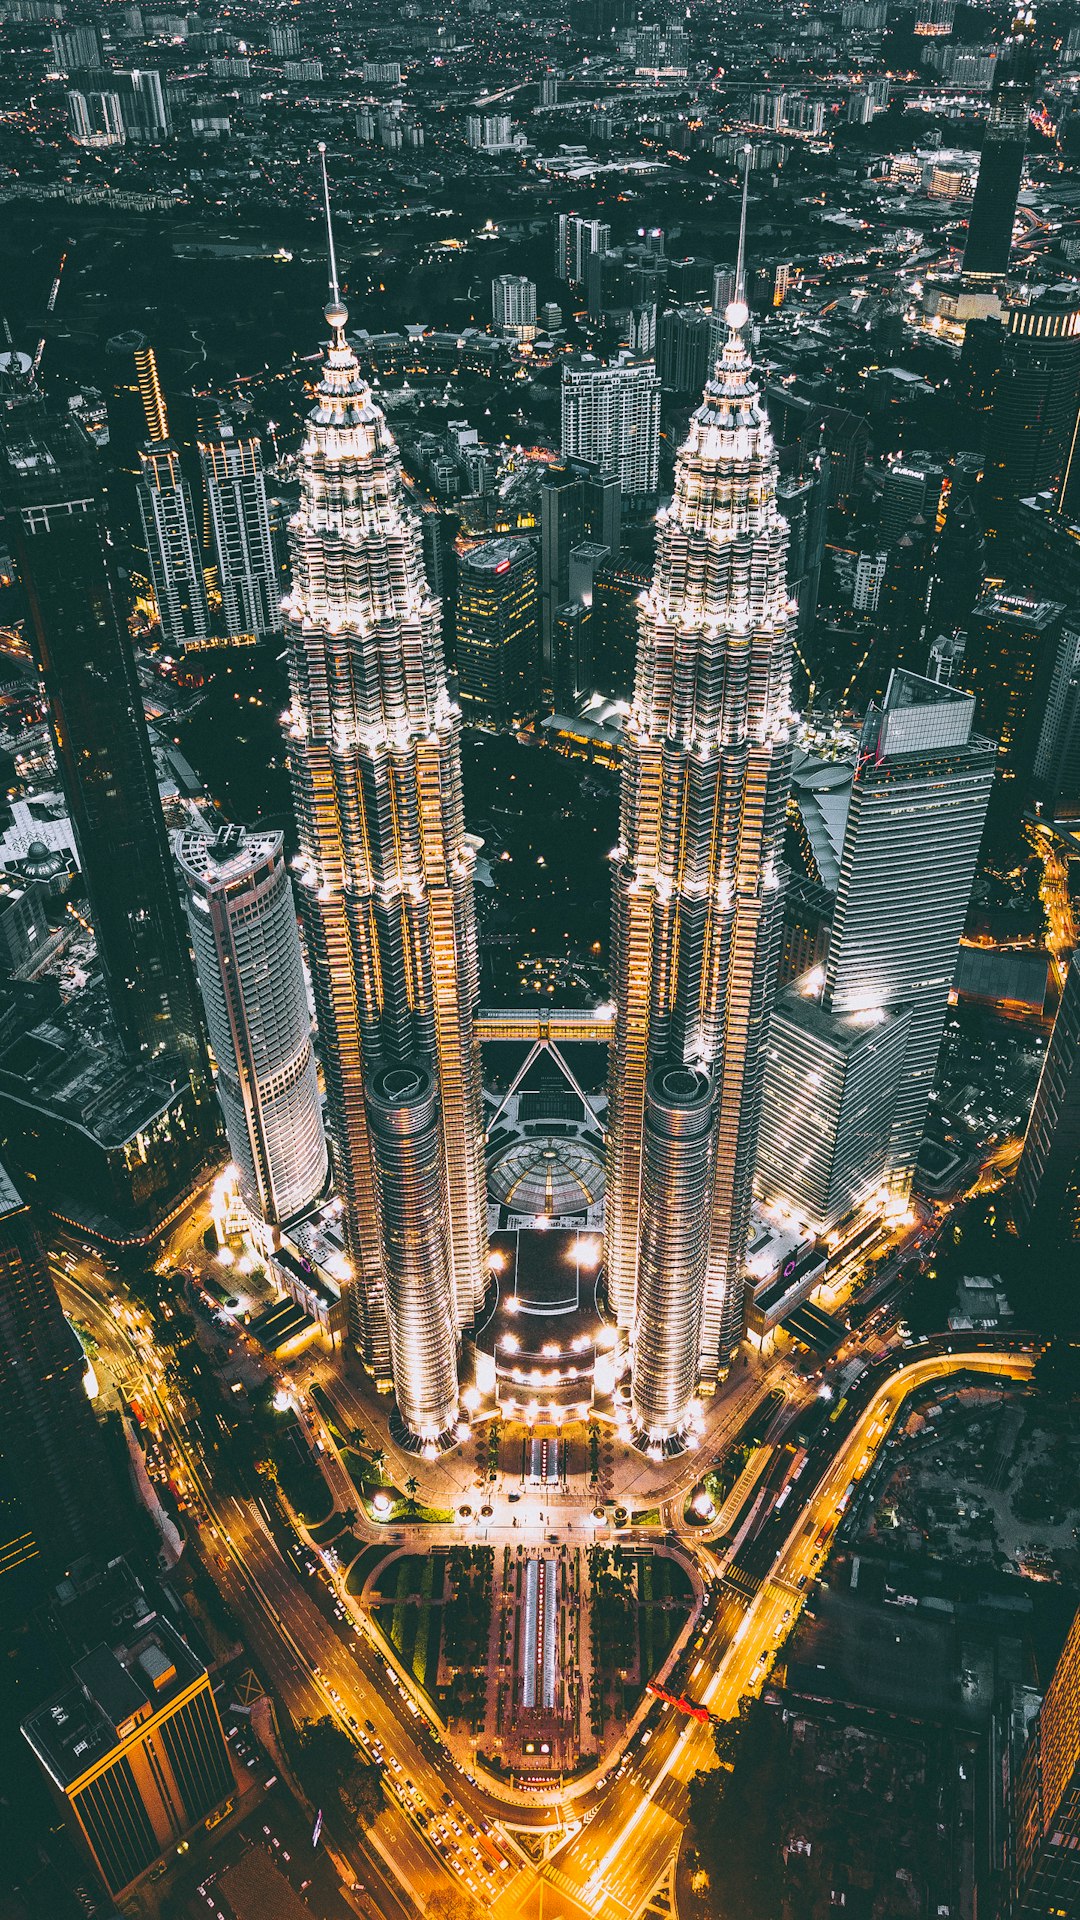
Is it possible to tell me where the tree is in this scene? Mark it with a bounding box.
[294,1717,383,1828]
[426,1892,483,1920]
[405,1475,419,1501]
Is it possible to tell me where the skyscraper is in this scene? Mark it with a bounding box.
[0,1158,123,1578]
[1014,957,1080,1244]
[22,1613,233,1899]
[561,354,661,497]
[608,171,796,1439]
[282,153,486,1428]
[1008,1605,1080,1915]
[1031,618,1080,815]
[1,416,214,1096]
[961,9,1037,280]
[199,416,281,642]
[980,285,1080,544]
[136,440,209,650]
[963,589,1064,779]
[491,274,537,338]
[823,673,995,1192]
[455,538,540,727]
[176,825,328,1232]
[555,213,611,286]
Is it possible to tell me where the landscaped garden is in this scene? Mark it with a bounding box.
[588,1547,695,1736]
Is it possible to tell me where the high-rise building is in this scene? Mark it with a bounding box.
[176,825,328,1231]
[467,109,512,149]
[1031,618,1080,815]
[561,354,660,496]
[590,562,650,700]
[551,599,592,710]
[67,84,126,145]
[981,285,1080,542]
[136,440,209,649]
[540,464,584,679]
[923,474,985,642]
[608,200,796,1439]
[270,21,301,55]
[22,1613,234,1899]
[1008,1605,1080,1914]
[658,305,715,395]
[962,9,1037,280]
[554,213,611,286]
[104,329,171,536]
[282,156,486,1427]
[455,538,540,727]
[963,589,1065,779]
[491,274,537,339]
[0,1159,123,1579]
[822,673,995,1191]
[198,416,281,641]
[1014,958,1080,1244]
[777,460,828,644]
[756,977,912,1234]
[0,417,214,1095]
[51,21,103,68]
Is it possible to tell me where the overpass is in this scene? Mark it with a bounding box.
[475,1006,615,1044]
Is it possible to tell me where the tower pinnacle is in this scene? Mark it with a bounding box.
[724,144,752,336]
[317,142,348,339]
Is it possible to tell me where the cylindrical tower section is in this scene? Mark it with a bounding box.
[631,1062,716,1446]
[176,824,328,1229]
[365,1060,459,1441]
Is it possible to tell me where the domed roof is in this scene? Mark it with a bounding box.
[489,1136,605,1219]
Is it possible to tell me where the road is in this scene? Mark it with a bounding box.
[60,1252,1034,1920]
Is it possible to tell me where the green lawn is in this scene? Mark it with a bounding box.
[371,1553,447,1697]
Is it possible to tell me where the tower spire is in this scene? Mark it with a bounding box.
[317,142,348,342]
[726,144,752,336]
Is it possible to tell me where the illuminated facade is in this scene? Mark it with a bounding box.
[283,155,486,1430]
[607,187,797,1439]
[136,441,209,650]
[199,417,281,642]
[455,537,541,727]
[823,672,995,1194]
[176,824,328,1231]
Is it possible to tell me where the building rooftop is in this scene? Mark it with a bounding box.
[776,974,910,1053]
[174,822,283,891]
[23,1613,203,1790]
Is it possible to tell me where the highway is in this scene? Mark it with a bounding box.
[60,1251,1034,1920]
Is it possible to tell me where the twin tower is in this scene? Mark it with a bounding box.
[285,165,794,1447]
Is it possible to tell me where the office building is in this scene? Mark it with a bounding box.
[491,275,537,339]
[607,235,796,1435]
[1031,618,1080,815]
[777,461,828,643]
[658,306,715,395]
[0,417,214,1098]
[963,589,1065,778]
[176,825,328,1232]
[756,978,912,1234]
[561,354,660,497]
[136,441,209,650]
[1009,1605,1080,1914]
[555,213,611,287]
[22,1613,233,1898]
[590,562,649,701]
[0,875,48,973]
[631,1065,717,1445]
[199,416,281,642]
[283,166,486,1423]
[923,475,985,641]
[962,8,1037,279]
[1014,958,1080,1244]
[1009,490,1080,605]
[878,460,936,547]
[551,600,592,711]
[0,979,209,1239]
[0,1158,122,1578]
[540,464,584,679]
[456,538,540,727]
[823,673,995,1192]
[981,285,1080,543]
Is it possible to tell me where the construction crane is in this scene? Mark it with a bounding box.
[32,249,68,374]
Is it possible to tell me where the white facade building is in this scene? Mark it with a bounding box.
[136,442,209,650]
[199,418,280,642]
[561,354,661,496]
[176,824,328,1230]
